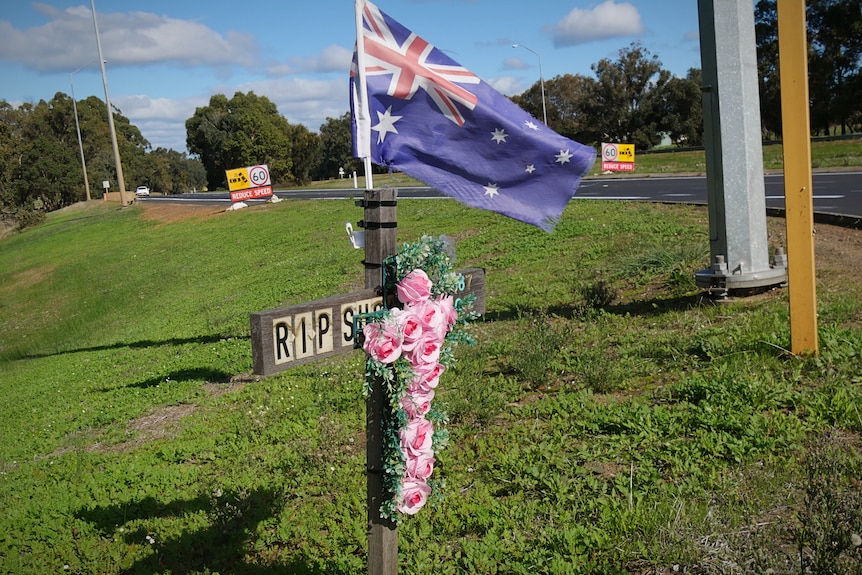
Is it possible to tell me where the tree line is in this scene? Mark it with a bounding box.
[756,0,862,138]
[1,0,859,228]
[0,94,206,228]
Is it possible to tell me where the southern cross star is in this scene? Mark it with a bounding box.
[483,183,500,198]
[491,128,508,144]
[372,106,401,143]
[525,164,536,174]
[524,120,539,131]
[555,149,573,165]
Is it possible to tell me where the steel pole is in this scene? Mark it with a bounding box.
[91,0,127,206]
[69,71,91,202]
[512,44,547,126]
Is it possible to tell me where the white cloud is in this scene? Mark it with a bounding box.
[267,44,352,77]
[116,77,349,152]
[230,77,348,126]
[503,57,530,71]
[486,76,523,97]
[303,44,354,73]
[112,94,208,151]
[0,4,259,72]
[548,0,645,47]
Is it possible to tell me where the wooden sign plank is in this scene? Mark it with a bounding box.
[249,268,485,377]
[250,289,384,376]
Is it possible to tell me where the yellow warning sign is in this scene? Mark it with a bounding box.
[616,144,635,162]
[226,167,250,191]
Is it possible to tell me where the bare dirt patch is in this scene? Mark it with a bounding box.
[86,377,256,454]
[0,264,56,298]
[139,202,226,225]
[769,216,862,292]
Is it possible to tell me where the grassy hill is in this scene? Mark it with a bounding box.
[1,197,861,574]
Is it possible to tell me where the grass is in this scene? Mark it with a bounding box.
[616,137,862,175]
[294,138,862,190]
[1,193,861,573]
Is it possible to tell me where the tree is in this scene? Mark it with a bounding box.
[186,94,230,189]
[581,42,671,150]
[652,69,704,147]
[0,92,188,226]
[756,0,862,136]
[807,0,862,135]
[513,74,596,144]
[315,112,361,181]
[186,91,318,189]
[287,124,320,186]
[144,148,207,194]
[755,0,782,138]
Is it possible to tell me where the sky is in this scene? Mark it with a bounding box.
[1,0,702,153]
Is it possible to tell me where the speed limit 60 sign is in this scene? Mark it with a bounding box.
[601,143,635,172]
[226,164,273,202]
[226,164,271,192]
[248,165,271,187]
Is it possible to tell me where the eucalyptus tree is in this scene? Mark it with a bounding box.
[186,91,320,189]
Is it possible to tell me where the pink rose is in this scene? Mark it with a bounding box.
[397,478,431,515]
[405,451,435,480]
[401,388,435,418]
[362,320,402,364]
[412,299,448,340]
[407,336,442,367]
[435,295,458,331]
[392,307,423,352]
[396,269,433,306]
[400,417,434,457]
[409,362,445,392]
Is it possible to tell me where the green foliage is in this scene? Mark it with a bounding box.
[581,42,677,150]
[0,93,207,222]
[1,199,862,573]
[186,92,320,189]
[314,112,361,182]
[756,0,862,137]
[509,311,573,387]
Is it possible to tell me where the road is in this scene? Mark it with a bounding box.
[574,171,862,219]
[139,171,862,220]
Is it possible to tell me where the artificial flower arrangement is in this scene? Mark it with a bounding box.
[360,235,476,521]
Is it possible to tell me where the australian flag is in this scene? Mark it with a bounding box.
[350,0,596,232]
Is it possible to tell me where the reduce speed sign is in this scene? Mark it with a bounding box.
[248,165,271,187]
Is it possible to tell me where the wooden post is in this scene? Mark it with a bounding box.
[363,189,398,291]
[366,373,398,575]
[362,188,398,574]
[777,0,819,355]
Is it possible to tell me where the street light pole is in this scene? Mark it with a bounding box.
[91,0,128,206]
[512,43,547,126]
[70,60,99,202]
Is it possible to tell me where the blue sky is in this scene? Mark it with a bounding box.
[1,0,702,152]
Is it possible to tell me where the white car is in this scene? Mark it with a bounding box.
[135,186,150,197]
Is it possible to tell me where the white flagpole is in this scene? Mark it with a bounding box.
[354,0,374,190]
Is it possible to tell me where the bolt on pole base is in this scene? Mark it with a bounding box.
[696,252,788,298]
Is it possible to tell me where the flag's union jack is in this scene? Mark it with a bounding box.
[360,2,480,126]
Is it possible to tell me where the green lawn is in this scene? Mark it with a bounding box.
[1,189,860,573]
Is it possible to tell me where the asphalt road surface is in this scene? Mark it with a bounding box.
[139,171,862,220]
